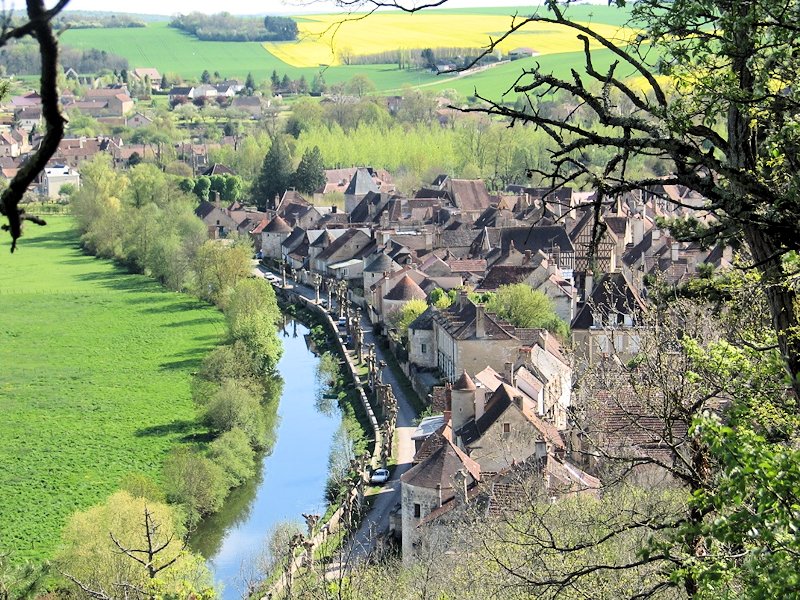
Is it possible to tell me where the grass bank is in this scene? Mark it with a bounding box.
[0,218,225,561]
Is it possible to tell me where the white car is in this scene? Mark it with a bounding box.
[370,468,390,484]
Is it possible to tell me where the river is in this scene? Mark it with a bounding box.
[190,318,342,599]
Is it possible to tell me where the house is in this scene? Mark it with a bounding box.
[362,251,402,292]
[126,113,153,129]
[571,271,647,364]
[41,165,80,199]
[477,253,577,323]
[400,429,481,562]
[131,68,162,90]
[344,167,381,214]
[230,95,263,116]
[260,215,294,259]
[0,132,19,157]
[195,199,239,238]
[453,375,565,474]
[425,292,547,381]
[383,274,427,318]
[317,166,394,198]
[408,306,437,368]
[471,226,575,275]
[15,106,42,130]
[508,47,535,59]
[311,228,374,275]
[168,87,195,103]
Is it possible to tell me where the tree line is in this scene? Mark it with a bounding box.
[170,12,298,42]
[0,39,128,76]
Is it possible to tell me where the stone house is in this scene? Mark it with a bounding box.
[195,199,238,239]
[424,292,545,382]
[383,274,427,320]
[452,375,566,474]
[260,215,293,259]
[311,228,374,274]
[362,251,402,292]
[400,429,481,562]
[408,306,437,368]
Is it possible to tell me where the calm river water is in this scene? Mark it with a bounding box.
[190,318,341,599]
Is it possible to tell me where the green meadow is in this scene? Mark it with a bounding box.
[58,5,635,97]
[0,218,225,561]
[60,21,440,91]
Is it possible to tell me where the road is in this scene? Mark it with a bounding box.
[255,266,417,562]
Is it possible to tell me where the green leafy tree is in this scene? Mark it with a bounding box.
[251,135,293,210]
[209,428,257,488]
[200,69,210,83]
[163,448,227,526]
[192,236,253,307]
[345,74,376,98]
[291,145,326,194]
[429,287,452,309]
[225,276,283,372]
[204,380,267,449]
[485,284,568,338]
[193,176,211,202]
[311,72,326,95]
[245,71,255,92]
[57,491,214,597]
[388,298,428,340]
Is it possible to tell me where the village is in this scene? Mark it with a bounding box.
[1,73,730,568]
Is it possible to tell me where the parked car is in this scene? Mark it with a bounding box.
[370,468,390,484]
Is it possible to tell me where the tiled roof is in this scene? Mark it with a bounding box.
[453,370,476,391]
[263,215,292,233]
[402,434,481,498]
[364,252,397,273]
[384,274,426,301]
[479,265,536,290]
[448,179,491,212]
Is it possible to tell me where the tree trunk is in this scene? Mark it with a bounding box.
[743,224,800,398]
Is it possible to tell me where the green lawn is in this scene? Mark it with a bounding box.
[423,46,635,101]
[59,22,439,92]
[0,218,225,562]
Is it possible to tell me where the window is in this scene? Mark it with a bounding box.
[502,423,511,434]
[414,503,421,518]
[421,343,427,354]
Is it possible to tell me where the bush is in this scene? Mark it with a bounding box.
[163,448,228,526]
[209,428,257,488]
[204,379,268,449]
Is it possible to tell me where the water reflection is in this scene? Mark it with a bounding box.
[189,319,342,599]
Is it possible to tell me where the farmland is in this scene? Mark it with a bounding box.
[0,218,225,561]
[58,5,639,98]
[265,11,635,68]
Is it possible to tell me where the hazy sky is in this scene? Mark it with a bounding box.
[49,0,545,17]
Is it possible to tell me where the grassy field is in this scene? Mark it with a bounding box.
[0,218,225,562]
[58,6,637,96]
[60,22,440,92]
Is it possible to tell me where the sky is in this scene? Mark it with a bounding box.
[46,0,545,17]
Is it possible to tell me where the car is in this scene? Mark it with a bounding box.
[319,299,329,308]
[370,468,390,484]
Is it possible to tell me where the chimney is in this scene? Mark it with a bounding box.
[513,395,524,410]
[453,470,468,506]
[458,289,469,309]
[331,205,337,214]
[475,304,485,339]
[436,483,443,507]
[524,249,532,264]
[213,190,221,209]
[671,241,679,262]
[632,215,644,245]
[504,361,514,386]
[474,384,486,421]
[652,227,661,240]
[584,270,594,303]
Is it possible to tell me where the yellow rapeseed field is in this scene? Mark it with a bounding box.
[265,13,635,67]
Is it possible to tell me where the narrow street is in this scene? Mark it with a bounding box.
[255,266,418,563]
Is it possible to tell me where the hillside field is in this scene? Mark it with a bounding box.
[0,218,225,561]
[266,10,635,68]
[59,5,638,99]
